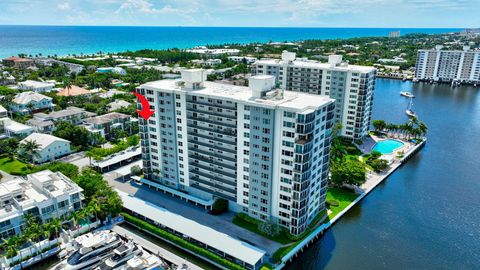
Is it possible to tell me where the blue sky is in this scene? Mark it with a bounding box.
[0,0,478,27]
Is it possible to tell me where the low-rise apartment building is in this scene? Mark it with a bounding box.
[17,80,55,93]
[83,112,133,139]
[137,69,335,235]
[253,51,376,140]
[0,170,83,238]
[10,91,54,115]
[20,133,71,163]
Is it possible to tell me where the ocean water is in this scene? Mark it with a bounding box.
[0,26,460,58]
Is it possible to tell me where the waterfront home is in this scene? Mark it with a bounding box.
[108,100,131,111]
[2,56,35,69]
[11,91,53,115]
[18,80,55,93]
[19,133,71,163]
[34,58,84,73]
[57,85,91,97]
[83,112,133,139]
[0,170,83,238]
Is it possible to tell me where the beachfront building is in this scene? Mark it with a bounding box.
[186,46,240,57]
[2,57,35,69]
[10,91,53,115]
[83,112,133,139]
[137,69,335,235]
[253,51,376,140]
[19,133,71,163]
[415,45,480,84]
[17,80,55,93]
[0,170,83,238]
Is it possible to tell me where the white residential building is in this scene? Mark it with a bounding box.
[253,51,376,140]
[0,105,33,138]
[0,170,83,238]
[415,45,480,83]
[228,56,258,64]
[17,80,55,93]
[137,69,335,235]
[20,133,71,163]
[186,46,240,57]
[11,91,53,115]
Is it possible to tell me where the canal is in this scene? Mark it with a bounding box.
[287,79,480,269]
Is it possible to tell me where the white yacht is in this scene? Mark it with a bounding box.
[52,230,122,270]
[117,250,166,270]
[93,240,143,270]
[400,91,415,98]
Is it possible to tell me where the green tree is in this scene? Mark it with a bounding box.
[372,120,387,132]
[53,121,90,148]
[19,140,40,163]
[330,159,367,186]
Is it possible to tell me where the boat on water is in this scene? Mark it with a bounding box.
[405,97,417,117]
[117,249,168,270]
[400,91,415,98]
[93,239,143,270]
[52,230,122,270]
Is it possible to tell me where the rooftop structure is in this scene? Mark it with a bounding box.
[108,100,131,111]
[0,170,83,238]
[57,85,91,97]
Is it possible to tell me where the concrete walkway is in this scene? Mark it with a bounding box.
[112,225,204,270]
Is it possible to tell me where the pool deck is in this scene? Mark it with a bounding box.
[277,137,426,269]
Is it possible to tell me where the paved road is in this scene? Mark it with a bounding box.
[112,225,205,270]
[107,178,281,255]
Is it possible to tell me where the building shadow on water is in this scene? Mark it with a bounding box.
[284,229,337,270]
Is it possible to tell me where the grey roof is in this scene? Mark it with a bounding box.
[20,133,69,150]
[26,118,54,127]
[13,91,52,105]
[34,106,94,121]
[84,112,131,125]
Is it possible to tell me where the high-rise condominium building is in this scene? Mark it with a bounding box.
[137,70,335,235]
[415,45,480,83]
[253,51,376,140]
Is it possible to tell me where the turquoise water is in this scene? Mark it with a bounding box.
[372,139,404,154]
[0,26,459,58]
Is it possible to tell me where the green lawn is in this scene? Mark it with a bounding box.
[232,214,292,244]
[272,188,359,263]
[0,156,31,175]
[326,188,359,218]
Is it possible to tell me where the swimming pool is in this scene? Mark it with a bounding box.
[372,139,404,154]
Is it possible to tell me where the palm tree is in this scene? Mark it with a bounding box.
[419,122,428,137]
[48,218,62,239]
[4,236,20,258]
[19,140,40,164]
[87,198,101,221]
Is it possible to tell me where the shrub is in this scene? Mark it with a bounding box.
[368,158,389,172]
[326,200,339,207]
[210,198,228,215]
[258,219,281,237]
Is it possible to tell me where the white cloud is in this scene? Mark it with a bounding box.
[57,2,71,11]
